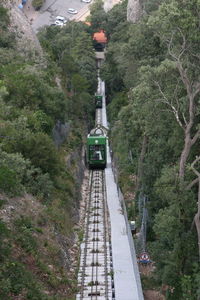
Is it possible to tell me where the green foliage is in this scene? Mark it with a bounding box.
[0,7,15,48]
[0,149,53,198]
[27,170,53,199]
[72,73,89,94]
[25,110,54,134]
[32,0,45,10]
[14,217,38,253]
[89,0,107,32]
[104,0,128,38]
[0,7,9,27]
[38,21,97,113]
[0,220,10,262]
[0,218,46,299]
[0,165,19,195]
[3,67,67,121]
[19,132,60,177]
[102,0,200,298]
[0,198,6,209]
[0,4,87,299]
[107,92,128,123]
[0,261,47,299]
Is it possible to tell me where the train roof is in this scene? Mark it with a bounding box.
[89,126,106,136]
[87,135,106,145]
[93,30,107,43]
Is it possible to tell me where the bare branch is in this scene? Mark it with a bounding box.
[193,82,200,99]
[191,129,200,146]
[190,52,200,61]
[191,156,200,178]
[174,82,180,110]
[186,177,199,190]
[182,112,187,126]
[154,81,169,103]
[168,28,187,61]
[168,31,178,60]
[154,80,184,129]
[177,27,187,60]
[176,62,192,96]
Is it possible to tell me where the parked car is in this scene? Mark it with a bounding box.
[56,16,66,22]
[67,8,78,14]
[51,20,64,27]
[81,0,91,3]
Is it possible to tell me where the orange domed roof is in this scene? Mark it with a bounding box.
[93,30,107,43]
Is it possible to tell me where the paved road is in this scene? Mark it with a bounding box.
[30,0,120,32]
[31,0,91,31]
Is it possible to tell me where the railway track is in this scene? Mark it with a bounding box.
[95,108,102,126]
[76,170,114,299]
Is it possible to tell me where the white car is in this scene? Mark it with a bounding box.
[56,16,66,22]
[81,0,91,3]
[67,8,78,14]
[56,16,67,23]
[53,20,64,27]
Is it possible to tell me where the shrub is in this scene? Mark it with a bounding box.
[32,0,45,10]
[15,217,37,253]
[0,165,20,195]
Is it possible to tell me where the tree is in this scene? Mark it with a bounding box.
[102,0,200,297]
[0,166,18,195]
[20,133,60,177]
[148,0,200,179]
[190,157,200,260]
[90,0,107,32]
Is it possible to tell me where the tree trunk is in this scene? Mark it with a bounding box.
[194,175,200,260]
[195,176,200,261]
[194,211,200,261]
[179,131,191,179]
[190,157,200,261]
[136,134,148,193]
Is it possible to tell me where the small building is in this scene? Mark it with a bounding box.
[93,30,107,51]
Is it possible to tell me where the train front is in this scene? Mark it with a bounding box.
[87,127,107,169]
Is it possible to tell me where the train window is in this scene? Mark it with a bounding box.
[89,145,105,161]
[91,151,102,160]
[89,145,104,151]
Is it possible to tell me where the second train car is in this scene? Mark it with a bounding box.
[95,95,103,109]
[86,126,107,169]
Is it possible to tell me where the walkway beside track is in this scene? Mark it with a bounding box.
[101,79,144,300]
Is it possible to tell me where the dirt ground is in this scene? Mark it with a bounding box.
[139,264,166,300]
[22,0,39,23]
[144,290,165,300]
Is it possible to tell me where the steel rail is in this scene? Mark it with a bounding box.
[102,171,109,300]
[77,169,113,299]
[79,170,94,299]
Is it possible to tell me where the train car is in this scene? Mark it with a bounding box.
[86,126,107,169]
[95,95,103,108]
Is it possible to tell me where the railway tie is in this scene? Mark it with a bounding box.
[76,170,114,300]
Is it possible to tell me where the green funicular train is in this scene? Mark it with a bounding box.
[87,126,107,169]
[95,95,103,108]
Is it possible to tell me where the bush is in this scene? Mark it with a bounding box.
[15,217,37,254]
[32,0,45,10]
[0,165,20,195]
[21,133,60,177]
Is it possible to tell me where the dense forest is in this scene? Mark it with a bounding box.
[0,5,97,299]
[92,0,200,299]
